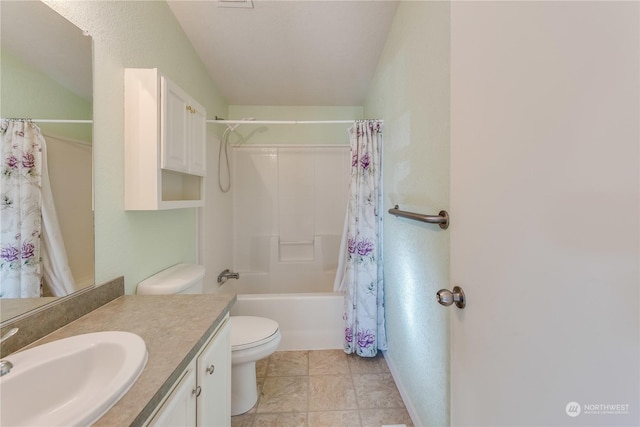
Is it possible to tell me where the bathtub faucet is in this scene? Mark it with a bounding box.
[217,269,240,284]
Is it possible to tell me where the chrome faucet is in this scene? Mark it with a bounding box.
[217,269,240,284]
[0,328,18,377]
[0,360,13,377]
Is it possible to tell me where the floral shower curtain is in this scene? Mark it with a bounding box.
[1,119,75,298]
[1,120,43,297]
[334,120,387,357]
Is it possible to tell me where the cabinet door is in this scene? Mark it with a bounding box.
[197,320,231,427]
[188,100,207,177]
[161,77,190,174]
[149,367,197,427]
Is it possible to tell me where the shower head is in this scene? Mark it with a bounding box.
[226,117,255,132]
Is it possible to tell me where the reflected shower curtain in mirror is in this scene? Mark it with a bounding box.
[334,120,387,357]
[0,119,75,298]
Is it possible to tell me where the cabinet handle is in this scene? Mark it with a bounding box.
[206,364,215,375]
[186,105,197,115]
[192,385,202,397]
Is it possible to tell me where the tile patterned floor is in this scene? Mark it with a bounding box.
[231,350,414,427]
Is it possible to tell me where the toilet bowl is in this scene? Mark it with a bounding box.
[231,316,281,415]
[136,264,281,416]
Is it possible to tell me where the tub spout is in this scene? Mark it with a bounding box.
[218,269,240,284]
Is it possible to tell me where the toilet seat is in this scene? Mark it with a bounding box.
[231,316,279,351]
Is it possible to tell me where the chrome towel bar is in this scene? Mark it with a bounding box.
[388,205,449,229]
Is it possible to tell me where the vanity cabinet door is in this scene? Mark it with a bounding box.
[149,365,197,427]
[197,319,231,427]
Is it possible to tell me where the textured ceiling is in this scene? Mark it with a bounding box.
[167,0,399,106]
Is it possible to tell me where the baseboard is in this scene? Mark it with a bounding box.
[382,350,423,427]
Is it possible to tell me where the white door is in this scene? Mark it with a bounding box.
[450,2,639,426]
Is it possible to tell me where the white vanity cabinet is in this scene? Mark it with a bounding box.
[197,316,231,426]
[148,366,197,426]
[124,68,206,210]
[147,316,231,427]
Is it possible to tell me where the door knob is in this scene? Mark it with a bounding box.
[436,286,466,309]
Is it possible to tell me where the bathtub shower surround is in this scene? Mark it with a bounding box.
[227,122,387,357]
[335,120,386,357]
[230,145,350,294]
[224,131,353,353]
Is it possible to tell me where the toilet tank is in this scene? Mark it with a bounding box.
[136,264,205,295]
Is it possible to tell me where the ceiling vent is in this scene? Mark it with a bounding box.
[218,0,253,8]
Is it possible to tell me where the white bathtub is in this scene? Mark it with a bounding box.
[230,293,344,351]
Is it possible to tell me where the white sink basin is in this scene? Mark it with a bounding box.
[0,331,148,426]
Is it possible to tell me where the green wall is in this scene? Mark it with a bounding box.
[365,2,451,426]
[1,49,92,142]
[45,1,228,293]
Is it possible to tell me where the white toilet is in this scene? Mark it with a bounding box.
[229,316,280,414]
[136,264,281,416]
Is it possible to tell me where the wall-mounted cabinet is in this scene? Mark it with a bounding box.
[125,68,206,210]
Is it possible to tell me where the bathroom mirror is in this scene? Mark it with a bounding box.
[0,1,93,320]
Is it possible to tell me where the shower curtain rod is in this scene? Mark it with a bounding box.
[208,119,380,125]
[2,118,93,124]
[31,119,93,124]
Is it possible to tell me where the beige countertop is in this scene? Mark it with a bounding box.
[19,293,236,427]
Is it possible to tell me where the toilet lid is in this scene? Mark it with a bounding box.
[231,316,279,349]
